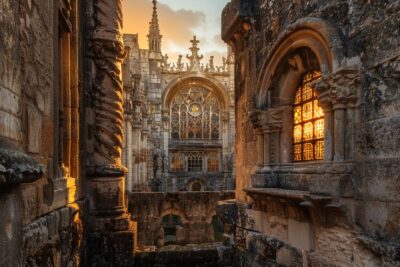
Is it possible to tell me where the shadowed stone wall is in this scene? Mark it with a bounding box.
[128,191,234,247]
[219,0,400,266]
[0,0,83,266]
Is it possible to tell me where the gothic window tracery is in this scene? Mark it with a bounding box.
[293,71,325,161]
[187,152,203,172]
[170,87,220,140]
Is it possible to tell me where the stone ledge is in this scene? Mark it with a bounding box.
[0,143,44,185]
[244,187,332,202]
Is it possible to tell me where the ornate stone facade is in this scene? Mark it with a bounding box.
[122,1,236,193]
[217,0,400,266]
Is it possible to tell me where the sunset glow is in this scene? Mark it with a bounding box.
[123,0,230,65]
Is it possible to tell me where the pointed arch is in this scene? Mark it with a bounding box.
[162,73,230,110]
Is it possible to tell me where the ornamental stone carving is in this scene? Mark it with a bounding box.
[316,68,361,109]
[87,0,126,167]
[249,108,283,130]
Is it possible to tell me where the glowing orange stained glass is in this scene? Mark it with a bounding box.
[293,125,302,143]
[314,100,324,118]
[294,106,302,124]
[293,71,324,162]
[302,102,313,121]
[303,122,313,141]
[302,84,313,101]
[294,89,302,104]
[314,119,324,139]
[315,141,324,160]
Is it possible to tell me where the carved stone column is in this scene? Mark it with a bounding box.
[132,120,141,191]
[262,128,271,169]
[84,0,136,265]
[162,109,170,158]
[280,106,293,164]
[256,130,264,168]
[221,110,230,164]
[333,104,346,161]
[317,68,361,162]
[250,110,264,170]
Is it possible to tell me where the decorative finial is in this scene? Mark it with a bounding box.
[148,0,162,52]
[187,36,203,71]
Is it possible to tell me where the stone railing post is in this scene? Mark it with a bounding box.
[84,0,136,265]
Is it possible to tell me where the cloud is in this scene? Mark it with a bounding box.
[122,0,228,65]
[123,0,205,51]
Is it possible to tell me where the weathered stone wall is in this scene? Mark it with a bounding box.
[135,243,233,267]
[221,0,400,266]
[128,191,234,247]
[0,0,83,265]
[22,205,82,267]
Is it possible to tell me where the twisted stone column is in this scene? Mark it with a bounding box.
[84,0,136,265]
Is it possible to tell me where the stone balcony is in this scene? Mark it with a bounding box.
[169,139,222,149]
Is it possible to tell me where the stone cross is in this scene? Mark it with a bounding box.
[190,36,200,48]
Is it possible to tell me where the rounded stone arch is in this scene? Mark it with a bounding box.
[186,178,206,192]
[205,209,217,224]
[256,18,346,108]
[162,73,230,110]
[158,208,190,225]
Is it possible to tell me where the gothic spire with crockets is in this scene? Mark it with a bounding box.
[148,0,162,52]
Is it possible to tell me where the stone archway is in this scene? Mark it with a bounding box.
[162,74,230,111]
[256,18,345,108]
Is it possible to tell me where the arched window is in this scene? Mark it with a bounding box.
[170,87,220,140]
[191,182,202,191]
[293,71,324,161]
[187,152,203,172]
[207,152,220,172]
[162,214,182,245]
[170,152,184,172]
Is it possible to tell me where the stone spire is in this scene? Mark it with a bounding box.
[148,0,162,52]
[187,36,203,71]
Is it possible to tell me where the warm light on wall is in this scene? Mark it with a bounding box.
[293,71,324,162]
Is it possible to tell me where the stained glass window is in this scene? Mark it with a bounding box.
[170,87,220,140]
[207,152,220,172]
[293,71,325,162]
[170,153,184,172]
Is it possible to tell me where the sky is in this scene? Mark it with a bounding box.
[123,0,230,66]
